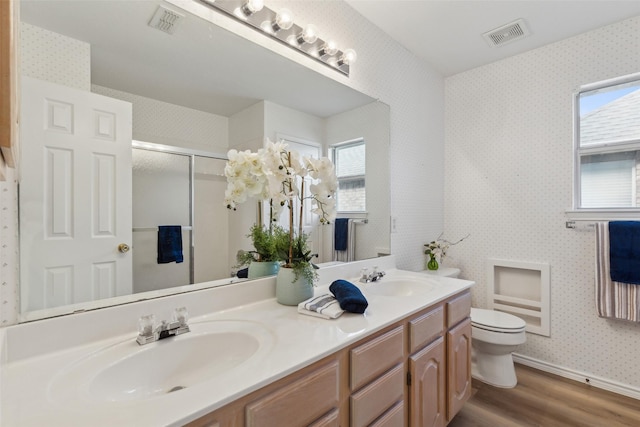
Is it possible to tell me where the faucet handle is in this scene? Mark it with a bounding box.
[138,314,156,337]
[173,307,189,326]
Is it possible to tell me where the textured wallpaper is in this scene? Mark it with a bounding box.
[20,22,90,90]
[445,16,640,390]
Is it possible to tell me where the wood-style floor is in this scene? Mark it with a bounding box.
[448,364,640,427]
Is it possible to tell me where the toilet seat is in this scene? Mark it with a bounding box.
[471,308,526,333]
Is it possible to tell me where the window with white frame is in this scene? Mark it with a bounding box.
[331,139,365,212]
[574,74,640,210]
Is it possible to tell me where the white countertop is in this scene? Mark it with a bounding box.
[1,260,473,427]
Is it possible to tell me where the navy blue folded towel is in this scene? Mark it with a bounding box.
[334,218,349,251]
[329,279,368,314]
[609,221,640,285]
[157,225,184,264]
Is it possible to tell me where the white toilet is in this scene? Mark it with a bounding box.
[422,267,527,388]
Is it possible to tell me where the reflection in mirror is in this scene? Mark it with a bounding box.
[131,142,228,293]
[18,0,390,321]
[332,139,366,213]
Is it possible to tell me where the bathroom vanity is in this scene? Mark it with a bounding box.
[0,257,473,426]
[189,289,471,427]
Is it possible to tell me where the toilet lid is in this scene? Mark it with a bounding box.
[471,308,526,332]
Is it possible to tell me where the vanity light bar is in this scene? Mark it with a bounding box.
[195,0,355,76]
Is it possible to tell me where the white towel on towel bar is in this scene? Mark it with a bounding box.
[595,222,640,322]
[297,294,344,319]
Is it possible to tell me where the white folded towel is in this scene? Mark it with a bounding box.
[297,294,345,319]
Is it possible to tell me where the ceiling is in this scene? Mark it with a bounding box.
[346,0,640,76]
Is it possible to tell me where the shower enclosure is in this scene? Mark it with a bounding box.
[131,141,228,293]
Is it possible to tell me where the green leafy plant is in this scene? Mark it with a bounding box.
[236,223,285,267]
[275,230,318,283]
[424,233,469,263]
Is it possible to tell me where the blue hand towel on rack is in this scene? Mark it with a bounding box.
[329,279,368,314]
[609,221,640,285]
[157,225,184,264]
[334,218,349,251]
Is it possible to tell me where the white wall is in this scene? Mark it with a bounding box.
[445,16,640,390]
[265,100,325,144]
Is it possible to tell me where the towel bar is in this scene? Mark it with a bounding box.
[133,226,193,232]
[566,221,594,230]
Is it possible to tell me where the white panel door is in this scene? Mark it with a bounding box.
[20,77,133,312]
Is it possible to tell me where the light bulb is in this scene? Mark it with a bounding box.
[297,24,319,45]
[241,0,264,16]
[337,48,357,66]
[318,40,338,56]
[272,8,294,32]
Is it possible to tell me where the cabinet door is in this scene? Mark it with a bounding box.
[409,337,446,427]
[447,318,472,421]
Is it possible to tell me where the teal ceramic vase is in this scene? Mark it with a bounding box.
[248,261,280,279]
[276,267,313,305]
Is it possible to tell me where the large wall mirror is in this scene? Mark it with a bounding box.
[18,0,390,322]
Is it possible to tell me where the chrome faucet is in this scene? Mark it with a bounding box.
[359,267,386,283]
[136,307,190,345]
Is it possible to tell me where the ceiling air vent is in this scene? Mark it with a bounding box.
[148,5,185,35]
[482,19,530,48]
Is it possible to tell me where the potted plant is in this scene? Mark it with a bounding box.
[424,233,469,271]
[235,223,285,279]
[224,147,279,279]
[260,140,337,305]
[224,139,337,304]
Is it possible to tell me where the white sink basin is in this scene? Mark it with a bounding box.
[48,320,274,402]
[365,277,436,297]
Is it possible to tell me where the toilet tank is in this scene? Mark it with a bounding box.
[422,267,461,278]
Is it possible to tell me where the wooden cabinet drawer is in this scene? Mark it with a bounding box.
[447,291,471,327]
[371,401,405,427]
[350,364,404,427]
[351,326,404,391]
[245,361,339,427]
[308,409,339,427]
[409,305,444,353]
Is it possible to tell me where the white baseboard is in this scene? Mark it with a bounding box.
[513,353,640,400]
